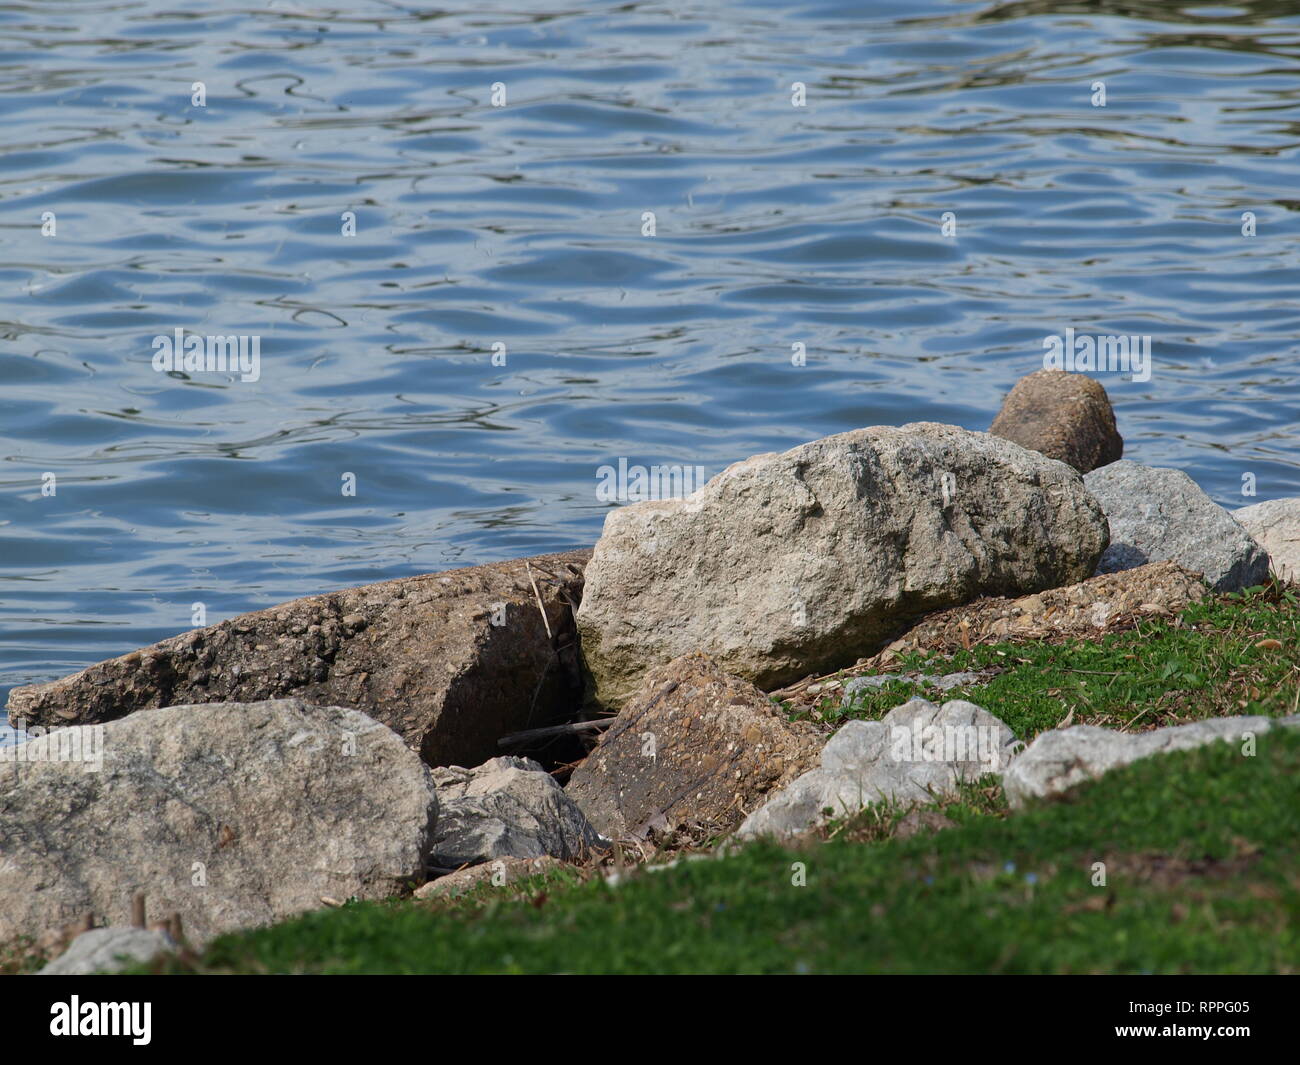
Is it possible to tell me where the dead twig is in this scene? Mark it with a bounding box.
[524,560,553,641]
[498,718,615,750]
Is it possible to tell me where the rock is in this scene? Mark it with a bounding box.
[736,698,1020,840]
[841,671,992,703]
[430,756,602,869]
[1233,497,1300,583]
[565,653,821,839]
[6,550,591,769]
[776,562,1207,718]
[1083,462,1268,593]
[0,698,437,949]
[1002,715,1298,807]
[39,927,176,975]
[577,423,1108,707]
[874,561,1207,661]
[414,855,563,900]
[990,370,1123,473]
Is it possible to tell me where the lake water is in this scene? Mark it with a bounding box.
[3,0,1299,726]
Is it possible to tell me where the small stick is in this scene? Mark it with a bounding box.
[525,560,553,641]
[131,892,146,929]
[1122,706,1151,732]
[498,718,614,749]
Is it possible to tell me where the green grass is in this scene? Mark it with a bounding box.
[800,584,1300,740]
[146,724,1300,974]
[87,587,1300,974]
[0,935,43,976]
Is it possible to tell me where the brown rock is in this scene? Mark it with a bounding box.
[990,369,1123,473]
[876,560,1206,660]
[5,550,591,769]
[565,653,820,839]
[774,562,1207,715]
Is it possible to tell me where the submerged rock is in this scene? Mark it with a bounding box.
[6,550,590,769]
[1002,715,1299,806]
[577,423,1108,707]
[430,756,603,869]
[736,698,1020,841]
[1233,497,1300,584]
[1083,461,1268,592]
[0,698,437,948]
[990,369,1123,473]
[566,653,821,839]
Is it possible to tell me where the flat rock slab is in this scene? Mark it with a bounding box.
[6,550,590,769]
[0,698,437,948]
[40,927,176,975]
[1233,497,1300,583]
[1083,461,1268,593]
[990,369,1123,473]
[566,653,821,839]
[871,561,1207,663]
[430,756,602,869]
[841,671,994,703]
[1002,715,1299,807]
[736,698,1020,841]
[577,423,1108,708]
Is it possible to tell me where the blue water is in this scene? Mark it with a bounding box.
[3,0,1300,724]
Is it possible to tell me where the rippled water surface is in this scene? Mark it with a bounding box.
[3,0,1299,717]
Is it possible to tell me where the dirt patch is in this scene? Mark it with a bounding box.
[1097,844,1261,889]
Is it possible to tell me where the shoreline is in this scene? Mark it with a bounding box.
[4,370,1298,974]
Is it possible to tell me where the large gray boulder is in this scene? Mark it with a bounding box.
[1233,497,1300,583]
[1083,461,1268,592]
[1002,716,1297,807]
[6,550,590,769]
[40,927,176,975]
[430,756,603,870]
[0,698,437,949]
[577,423,1108,707]
[735,698,1020,840]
